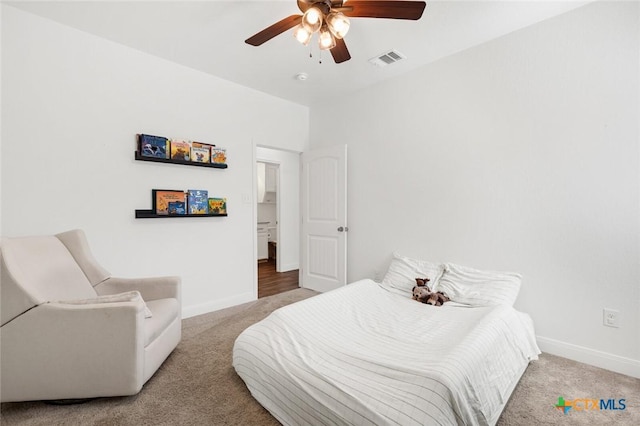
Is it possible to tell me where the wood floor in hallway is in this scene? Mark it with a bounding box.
[258,259,300,298]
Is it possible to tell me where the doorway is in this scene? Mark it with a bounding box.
[256,147,301,298]
[257,161,278,266]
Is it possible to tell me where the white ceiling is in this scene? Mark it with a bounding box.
[7,0,592,106]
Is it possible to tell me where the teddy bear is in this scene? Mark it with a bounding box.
[412,277,450,306]
[412,277,432,302]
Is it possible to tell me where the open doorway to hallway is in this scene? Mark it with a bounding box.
[256,147,300,298]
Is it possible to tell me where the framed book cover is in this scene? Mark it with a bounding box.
[208,198,227,214]
[168,201,186,215]
[211,147,227,165]
[170,140,191,161]
[191,146,210,163]
[187,189,209,214]
[139,134,169,159]
[152,190,187,215]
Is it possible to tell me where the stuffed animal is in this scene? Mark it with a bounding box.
[412,277,450,306]
[415,277,430,288]
[412,285,433,302]
[412,277,432,302]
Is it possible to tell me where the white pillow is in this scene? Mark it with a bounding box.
[434,263,522,307]
[58,290,153,318]
[380,253,445,298]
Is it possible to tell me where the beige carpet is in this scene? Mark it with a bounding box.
[2,288,639,425]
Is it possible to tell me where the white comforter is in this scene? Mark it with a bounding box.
[233,279,540,426]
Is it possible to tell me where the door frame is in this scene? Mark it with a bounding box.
[253,144,302,299]
[256,159,281,271]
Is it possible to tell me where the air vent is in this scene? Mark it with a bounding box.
[368,49,406,67]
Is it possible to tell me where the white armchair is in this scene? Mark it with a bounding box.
[0,229,181,402]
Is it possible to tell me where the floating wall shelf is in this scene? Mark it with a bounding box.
[134,151,228,169]
[135,210,228,219]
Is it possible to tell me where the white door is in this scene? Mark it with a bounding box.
[301,145,347,292]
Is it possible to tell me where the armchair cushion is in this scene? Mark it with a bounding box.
[1,235,97,326]
[144,298,180,346]
[55,229,110,286]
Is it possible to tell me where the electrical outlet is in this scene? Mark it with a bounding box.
[603,308,620,328]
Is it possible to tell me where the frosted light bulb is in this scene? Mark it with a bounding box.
[293,25,312,45]
[302,7,323,33]
[318,27,336,50]
[326,12,350,39]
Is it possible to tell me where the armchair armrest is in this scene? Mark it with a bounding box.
[61,291,153,318]
[51,298,146,318]
[94,276,181,304]
[1,301,146,400]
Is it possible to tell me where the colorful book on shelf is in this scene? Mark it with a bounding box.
[152,190,187,215]
[139,134,169,159]
[192,141,215,150]
[187,189,209,214]
[170,140,191,161]
[168,201,186,215]
[191,146,210,163]
[192,141,216,163]
[211,147,226,165]
[208,198,227,214]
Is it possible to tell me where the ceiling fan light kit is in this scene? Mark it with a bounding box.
[318,25,337,50]
[302,7,324,33]
[245,1,426,64]
[293,24,313,45]
[300,6,347,51]
[326,11,350,39]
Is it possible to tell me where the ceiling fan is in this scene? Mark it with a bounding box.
[245,0,427,64]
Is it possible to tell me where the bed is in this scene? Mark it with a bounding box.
[233,254,541,426]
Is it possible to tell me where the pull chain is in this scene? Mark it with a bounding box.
[306,38,322,64]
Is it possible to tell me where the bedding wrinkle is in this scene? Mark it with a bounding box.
[239,310,391,425]
[233,279,540,426]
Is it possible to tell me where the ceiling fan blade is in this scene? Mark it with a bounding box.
[342,1,426,20]
[245,15,303,46]
[331,38,351,64]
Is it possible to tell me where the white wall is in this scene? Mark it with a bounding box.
[257,203,277,226]
[310,1,639,377]
[256,147,300,272]
[0,4,3,236]
[1,6,308,317]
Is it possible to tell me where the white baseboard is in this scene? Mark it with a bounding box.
[182,292,256,319]
[536,335,640,378]
[279,262,299,273]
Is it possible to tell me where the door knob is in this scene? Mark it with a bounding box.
[337,226,344,232]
